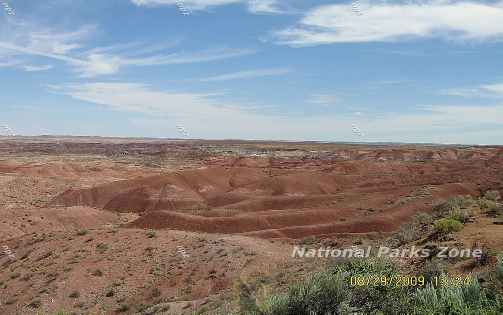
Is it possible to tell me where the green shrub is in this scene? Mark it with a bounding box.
[96,243,108,253]
[146,229,156,238]
[449,195,476,208]
[393,212,433,246]
[434,218,463,235]
[447,206,471,223]
[433,196,475,219]
[394,222,421,245]
[497,254,503,282]
[116,304,129,313]
[27,299,41,308]
[484,190,501,202]
[421,259,446,284]
[414,212,433,225]
[76,229,88,236]
[259,271,348,315]
[334,258,412,314]
[260,258,503,315]
[260,258,409,315]
[238,280,260,315]
[412,280,503,314]
[478,198,498,211]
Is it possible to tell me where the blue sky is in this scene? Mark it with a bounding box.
[1,0,503,144]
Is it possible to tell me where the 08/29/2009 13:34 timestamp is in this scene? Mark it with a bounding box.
[349,274,473,288]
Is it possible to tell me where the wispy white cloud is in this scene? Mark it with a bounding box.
[48,81,503,144]
[0,59,21,68]
[0,22,255,77]
[247,0,282,14]
[482,83,503,95]
[131,0,240,10]
[23,64,53,72]
[47,82,253,118]
[70,47,256,77]
[442,82,503,98]
[199,67,291,82]
[307,94,338,106]
[274,0,503,46]
[131,0,285,14]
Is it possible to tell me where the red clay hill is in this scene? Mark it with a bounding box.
[51,145,503,239]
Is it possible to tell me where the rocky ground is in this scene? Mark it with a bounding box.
[0,137,502,314]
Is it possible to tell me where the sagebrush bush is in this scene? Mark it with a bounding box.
[412,280,503,314]
[393,212,433,246]
[238,280,260,315]
[259,271,348,315]
[447,206,471,223]
[146,229,156,238]
[421,259,446,283]
[433,196,475,218]
[478,198,498,211]
[260,258,410,315]
[260,257,503,315]
[497,254,503,282]
[334,258,412,314]
[76,229,88,236]
[434,218,464,235]
[484,190,501,202]
[414,212,433,225]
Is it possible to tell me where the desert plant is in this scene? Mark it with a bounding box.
[484,190,501,202]
[478,198,498,211]
[434,218,463,235]
[146,229,157,238]
[447,206,471,223]
[116,304,130,313]
[421,259,446,284]
[76,229,88,236]
[259,271,348,315]
[393,212,433,246]
[334,258,412,314]
[414,212,433,225]
[412,280,503,314]
[260,257,503,315]
[27,299,41,308]
[96,243,108,254]
[497,254,503,282]
[433,196,475,219]
[238,280,261,315]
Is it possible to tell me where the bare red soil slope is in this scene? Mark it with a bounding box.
[53,148,503,239]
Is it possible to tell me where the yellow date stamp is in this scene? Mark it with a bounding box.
[349,274,473,287]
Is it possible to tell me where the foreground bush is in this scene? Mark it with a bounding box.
[259,272,348,315]
[258,258,503,315]
[259,258,409,315]
[413,281,503,314]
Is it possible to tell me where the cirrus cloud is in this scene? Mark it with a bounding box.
[0,22,255,77]
[131,0,284,14]
[198,67,292,82]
